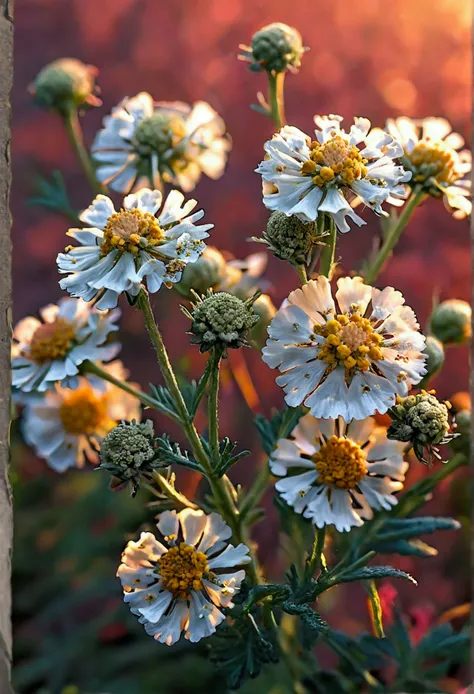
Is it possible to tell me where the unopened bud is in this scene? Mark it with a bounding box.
[430,299,471,345]
[31,58,101,114]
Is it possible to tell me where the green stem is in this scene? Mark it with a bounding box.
[81,359,173,415]
[62,107,105,196]
[267,71,286,129]
[208,349,222,465]
[239,461,270,521]
[305,527,327,579]
[293,263,308,286]
[364,189,425,285]
[319,216,336,278]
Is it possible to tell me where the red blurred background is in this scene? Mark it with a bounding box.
[13,0,471,676]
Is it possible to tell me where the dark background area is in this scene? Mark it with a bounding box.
[12,1,471,692]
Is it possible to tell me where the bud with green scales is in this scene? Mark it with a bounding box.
[419,335,445,387]
[253,212,319,266]
[99,420,166,496]
[174,247,227,300]
[30,58,101,115]
[430,299,471,345]
[239,23,306,74]
[184,290,260,354]
[387,391,454,465]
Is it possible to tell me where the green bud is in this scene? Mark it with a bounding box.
[387,391,452,465]
[419,336,445,387]
[430,299,472,345]
[187,291,260,353]
[31,58,101,114]
[249,294,277,349]
[450,408,471,456]
[132,112,185,157]
[174,247,227,300]
[99,420,163,496]
[255,212,318,266]
[240,23,306,74]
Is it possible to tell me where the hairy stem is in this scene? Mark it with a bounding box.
[319,216,336,278]
[294,263,308,285]
[62,107,105,196]
[364,189,425,285]
[208,348,222,465]
[267,71,286,129]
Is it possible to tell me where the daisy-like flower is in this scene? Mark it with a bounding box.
[117,509,250,645]
[12,297,120,393]
[57,188,212,310]
[255,115,411,231]
[91,93,231,193]
[386,117,471,219]
[270,413,408,532]
[263,276,426,420]
[22,361,140,472]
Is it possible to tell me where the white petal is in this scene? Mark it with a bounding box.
[79,195,116,229]
[179,509,207,546]
[208,543,251,570]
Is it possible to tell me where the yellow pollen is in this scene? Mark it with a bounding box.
[27,318,76,365]
[303,135,369,188]
[59,386,114,436]
[405,141,458,193]
[315,313,384,373]
[101,209,164,256]
[313,435,368,490]
[158,542,209,600]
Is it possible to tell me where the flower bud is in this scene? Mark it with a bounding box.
[99,420,163,496]
[249,294,277,349]
[30,58,101,115]
[419,336,444,387]
[239,23,306,74]
[255,212,318,266]
[187,291,260,353]
[430,299,471,345]
[450,408,471,456]
[387,391,452,465]
[174,247,227,300]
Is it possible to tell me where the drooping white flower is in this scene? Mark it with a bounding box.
[117,509,250,645]
[255,115,411,231]
[263,276,426,421]
[91,93,231,194]
[22,361,141,472]
[386,116,472,219]
[270,413,408,532]
[57,188,212,310]
[12,297,120,393]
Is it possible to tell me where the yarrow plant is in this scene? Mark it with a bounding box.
[15,26,471,694]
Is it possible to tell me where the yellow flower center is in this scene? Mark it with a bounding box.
[313,435,368,490]
[101,209,164,256]
[405,141,458,193]
[158,542,209,599]
[301,134,369,188]
[27,318,76,365]
[315,313,384,373]
[59,386,114,436]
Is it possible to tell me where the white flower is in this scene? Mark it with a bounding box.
[12,297,120,393]
[91,93,231,193]
[255,115,411,231]
[270,413,408,532]
[117,509,250,645]
[57,188,212,310]
[263,276,426,420]
[386,116,471,219]
[22,361,140,472]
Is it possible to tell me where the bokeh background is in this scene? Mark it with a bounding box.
[12,1,471,692]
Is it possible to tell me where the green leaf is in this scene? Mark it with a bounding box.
[210,615,279,690]
[330,565,417,587]
[148,383,184,421]
[243,584,292,613]
[255,405,304,455]
[154,435,202,472]
[280,602,328,649]
[371,538,438,557]
[375,516,460,542]
[365,580,384,638]
[28,170,78,222]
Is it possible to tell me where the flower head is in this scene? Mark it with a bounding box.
[91,93,231,194]
[430,299,471,345]
[22,361,140,472]
[270,413,407,531]
[255,211,319,266]
[263,276,426,420]
[117,509,250,645]
[387,391,452,465]
[57,189,212,310]
[12,298,120,392]
[239,23,306,74]
[30,58,101,114]
[99,419,166,496]
[386,117,471,218]
[174,246,228,300]
[256,116,411,231]
[419,335,444,388]
[187,291,260,353]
